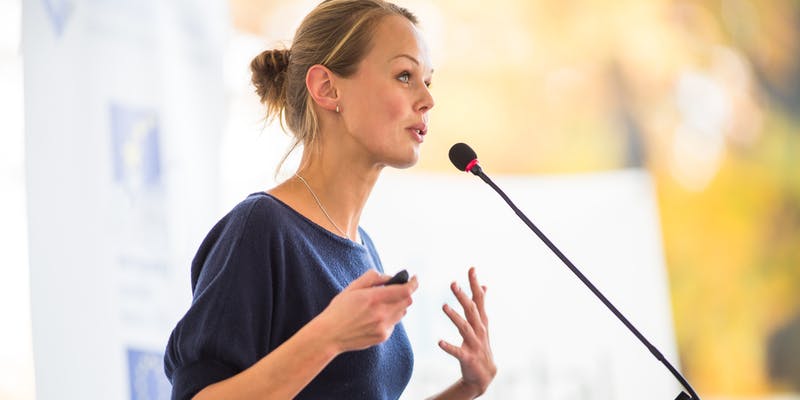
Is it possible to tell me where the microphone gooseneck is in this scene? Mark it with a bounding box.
[448,143,700,400]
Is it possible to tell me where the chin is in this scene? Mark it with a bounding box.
[386,151,420,169]
[393,160,418,169]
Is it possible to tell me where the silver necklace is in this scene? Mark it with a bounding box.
[295,173,349,238]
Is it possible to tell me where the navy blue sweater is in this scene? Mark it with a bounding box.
[164,192,413,399]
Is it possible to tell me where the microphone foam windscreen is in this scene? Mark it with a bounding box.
[448,143,477,171]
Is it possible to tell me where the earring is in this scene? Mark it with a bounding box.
[335,105,340,113]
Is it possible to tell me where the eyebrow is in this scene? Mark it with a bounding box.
[390,54,434,74]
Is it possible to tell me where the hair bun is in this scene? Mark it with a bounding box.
[250,48,290,112]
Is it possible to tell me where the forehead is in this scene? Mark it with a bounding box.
[364,15,433,73]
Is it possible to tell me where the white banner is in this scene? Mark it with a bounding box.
[23,0,227,398]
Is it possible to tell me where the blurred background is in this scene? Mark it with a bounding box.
[2,0,798,398]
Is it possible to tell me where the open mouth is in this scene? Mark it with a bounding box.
[408,124,428,137]
[408,127,427,142]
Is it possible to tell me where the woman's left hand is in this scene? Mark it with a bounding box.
[439,267,497,397]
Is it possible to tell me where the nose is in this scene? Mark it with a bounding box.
[416,85,435,113]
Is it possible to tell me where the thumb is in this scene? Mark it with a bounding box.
[344,269,388,291]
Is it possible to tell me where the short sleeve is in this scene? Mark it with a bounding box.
[164,196,275,400]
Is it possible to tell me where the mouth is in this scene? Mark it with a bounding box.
[408,123,428,143]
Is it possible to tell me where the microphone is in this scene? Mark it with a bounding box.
[448,142,700,400]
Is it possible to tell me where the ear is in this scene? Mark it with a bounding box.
[306,64,340,112]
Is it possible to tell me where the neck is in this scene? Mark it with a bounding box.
[268,107,390,242]
[289,141,383,242]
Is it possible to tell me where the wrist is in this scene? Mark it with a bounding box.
[456,378,484,399]
[303,313,343,359]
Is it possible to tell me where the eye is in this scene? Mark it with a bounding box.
[424,80,432,89]
[397,71,411,84]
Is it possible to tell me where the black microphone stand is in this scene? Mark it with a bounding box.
[469,164,699,400]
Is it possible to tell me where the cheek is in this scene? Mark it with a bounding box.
[373,92,407,126]
[387,95,408,120]
[355,90,407,136]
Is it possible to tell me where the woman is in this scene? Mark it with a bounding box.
[164,0,496,398]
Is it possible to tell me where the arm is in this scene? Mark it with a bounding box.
[192,314,338,400]
[426,379,483,400]
[193,270,418,400]
[427,267,497,400]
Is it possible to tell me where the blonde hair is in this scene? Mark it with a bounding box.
[250,0,418,171]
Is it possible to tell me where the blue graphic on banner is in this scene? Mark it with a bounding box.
[42,0,74,37]
[127,348,171,400]
[110,103,162,188]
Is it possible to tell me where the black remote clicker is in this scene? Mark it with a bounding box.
[385,269,409,285]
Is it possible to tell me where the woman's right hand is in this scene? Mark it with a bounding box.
[317,269,418,353]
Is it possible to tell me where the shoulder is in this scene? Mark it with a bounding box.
[189,192,290,289]
[201,191,301,254]
[359,228,378,252]
[231,191,285,219]
[213,192,294,233]
[358,228,385,272]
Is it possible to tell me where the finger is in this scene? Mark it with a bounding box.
[467,267,483,309]
[468,267,487,324]
[408,275,419,292]
[346,269,388,290]
[442,303,476,342]
[480,285,489,326]
[468,267,482,302]
[451,281,484,335]
[438,339,463,360]
[373,276,418,303]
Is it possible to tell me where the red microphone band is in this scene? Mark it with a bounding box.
[465,159,479,173]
